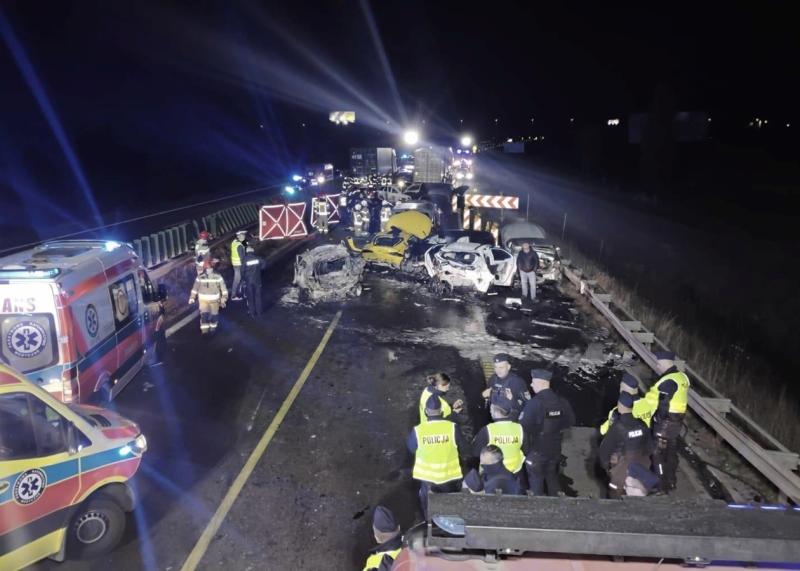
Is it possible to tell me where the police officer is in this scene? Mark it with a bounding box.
[417,373,465,424]
[243,246,266,318]
[189,261,228,334]
[472,401,528,480]
[315,194,330,234]
[479,445,524,495]
[599,373,654,436]
[519,369,575,496]
[596,392,654,498]
[481,353,530,420]
[194,230,211,275]
[643,350,690,492]
[230,230,247,300]
[407,395,465,520]
[362,506,402,571]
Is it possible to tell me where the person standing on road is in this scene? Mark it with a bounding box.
[481,353,530,420]
[596,392,654,498]
[315,194,330,234]
[230,230,247,301]
[516,241,540,303]
[407,396,466,520]
[417,373,465,424]
[599,373,654,436]
[362,506,402,571]
[519,369,575,496]
[642,350,690,493]
[189,261,228,334]
[471,401,528,481]
[243,246,266,318]
[368,192,382,234]
[479,445,524,495]
[194,230,211,275]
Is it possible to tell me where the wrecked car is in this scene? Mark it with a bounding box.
[294,244,366,301]
[346,210,432,267]
[423,238,516,294]
[500,221,561,281]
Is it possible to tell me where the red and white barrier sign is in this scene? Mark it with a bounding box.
[260,202,307,240]
[464,194,519,209]
[310,194,341,227]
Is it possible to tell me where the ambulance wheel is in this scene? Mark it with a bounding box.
[67,497,126,558]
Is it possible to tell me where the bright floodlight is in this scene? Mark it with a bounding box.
[316,175,325,184]
[403,130,420,146]
[291,174,303,182]
[460,134,473,147]
[284,186,295,194]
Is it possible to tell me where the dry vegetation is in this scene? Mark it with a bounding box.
[561,244,800,453]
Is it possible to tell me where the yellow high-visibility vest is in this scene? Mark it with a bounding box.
[412,420,462,484]
[230,239,242,266]
[644,371,690,414]
[486,420,524,473]
[418,387,452,423]
[599,399,654,435]
[362,548,401,570]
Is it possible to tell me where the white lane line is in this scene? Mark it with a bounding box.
[165,310,199,338]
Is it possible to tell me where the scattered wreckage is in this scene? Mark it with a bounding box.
[500,221,561,281]
[293,244,365,301]
[423,238,516,294]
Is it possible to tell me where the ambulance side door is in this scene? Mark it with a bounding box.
[0,392,80,566]
[107,274,142,386]
[136,269,162,349]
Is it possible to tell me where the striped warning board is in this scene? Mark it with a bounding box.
[464,194,519,209]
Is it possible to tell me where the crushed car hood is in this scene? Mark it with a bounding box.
[501,222,547,245]
[386,211,433,239]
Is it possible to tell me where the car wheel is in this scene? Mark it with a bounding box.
[67,496,126,559]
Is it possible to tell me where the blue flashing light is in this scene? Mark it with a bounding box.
[291,174,303,182]
[284,186,296,195]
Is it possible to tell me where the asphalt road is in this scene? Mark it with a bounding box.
[34,226,636,570]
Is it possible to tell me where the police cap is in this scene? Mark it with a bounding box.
[654,350,676,360]
[425,395,442,417]
[618,392,635,408]
[493,353,511,364]
[530,368,552,381]
[627,463,659,491]
[372,505,398,533]
[463,469,483,493]
[236,230,247,237]
[621,373,639,389]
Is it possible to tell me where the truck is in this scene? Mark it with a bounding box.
[413,146,453,183]
[349,147,397,177]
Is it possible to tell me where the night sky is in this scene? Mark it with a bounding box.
[1,1,797,226]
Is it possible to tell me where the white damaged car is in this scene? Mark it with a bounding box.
[500,222,561,281]
[423,238,516,294]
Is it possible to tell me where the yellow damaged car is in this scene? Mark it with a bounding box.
[346,211,433,266]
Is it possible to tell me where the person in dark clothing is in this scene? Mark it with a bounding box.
[481,353,530,420]
[242,247,266,318]
[516,242,540,302]
[480,445,524,495]
[367,192,382,234]
[462,468,483,494]
[519,369,576,496]
[596,392,654,498]
[362,505,402,571]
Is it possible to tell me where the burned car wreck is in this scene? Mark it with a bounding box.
[500,221,561,281]
[294,244,366,301]
[423,238,516,294]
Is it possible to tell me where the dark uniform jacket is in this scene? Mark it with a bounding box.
[596,412,653,468]
[516,249,540,273]
[519,388,575,457]
[243,253,266,285]
[481,463,524,495]
[487,372,530,418]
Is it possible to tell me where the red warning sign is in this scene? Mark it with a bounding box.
[260,202,308,240]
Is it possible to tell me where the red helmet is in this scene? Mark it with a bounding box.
[198,231,210,240]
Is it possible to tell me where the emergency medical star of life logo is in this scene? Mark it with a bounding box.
[6,321,47,359]
[13,469,47,505]
[85,304,99,338]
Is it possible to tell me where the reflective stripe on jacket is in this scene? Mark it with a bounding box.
[600,398,654,435]
[190,271,228,302]
[486,420,524,473]
[412,420,461,484]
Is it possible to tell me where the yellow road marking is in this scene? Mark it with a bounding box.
[180,310,343,571]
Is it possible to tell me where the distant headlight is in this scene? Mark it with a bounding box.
[456,172,465,180]
[466,172,474,180]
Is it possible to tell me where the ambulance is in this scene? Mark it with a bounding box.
[0,239,166,404]
[0,363,146,568]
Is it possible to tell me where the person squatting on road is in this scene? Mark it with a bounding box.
[189,261,228,334]
[417,373,465,424]
[519,369,576,496]
[407,395,466,520]
[482,353,530,421]
[243,246,266,318]
[596,391,654,498]
[362,506,402,571]
[643,350,690,493]
[230,230,247,300]
[516,241,540,302]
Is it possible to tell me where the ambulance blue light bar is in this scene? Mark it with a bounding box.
[0,267,61,279]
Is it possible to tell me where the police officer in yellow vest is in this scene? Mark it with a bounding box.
[599,373,654,436]
[643,350,690,492]
[417,373,465,423]
[471,400,529,479]
[407,396,465,520]
[362,505,402,571]
[230,230,247,300]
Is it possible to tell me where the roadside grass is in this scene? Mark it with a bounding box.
[561,245,800,453]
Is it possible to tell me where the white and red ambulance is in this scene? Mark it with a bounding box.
[0,240,166,403]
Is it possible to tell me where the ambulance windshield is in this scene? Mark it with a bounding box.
[0,314,59,374]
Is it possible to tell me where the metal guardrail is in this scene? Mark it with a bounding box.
[562,262,800,504]
[130,202,260,268]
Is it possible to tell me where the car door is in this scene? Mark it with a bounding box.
[0,391,80,568]
[489,248,517,286]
